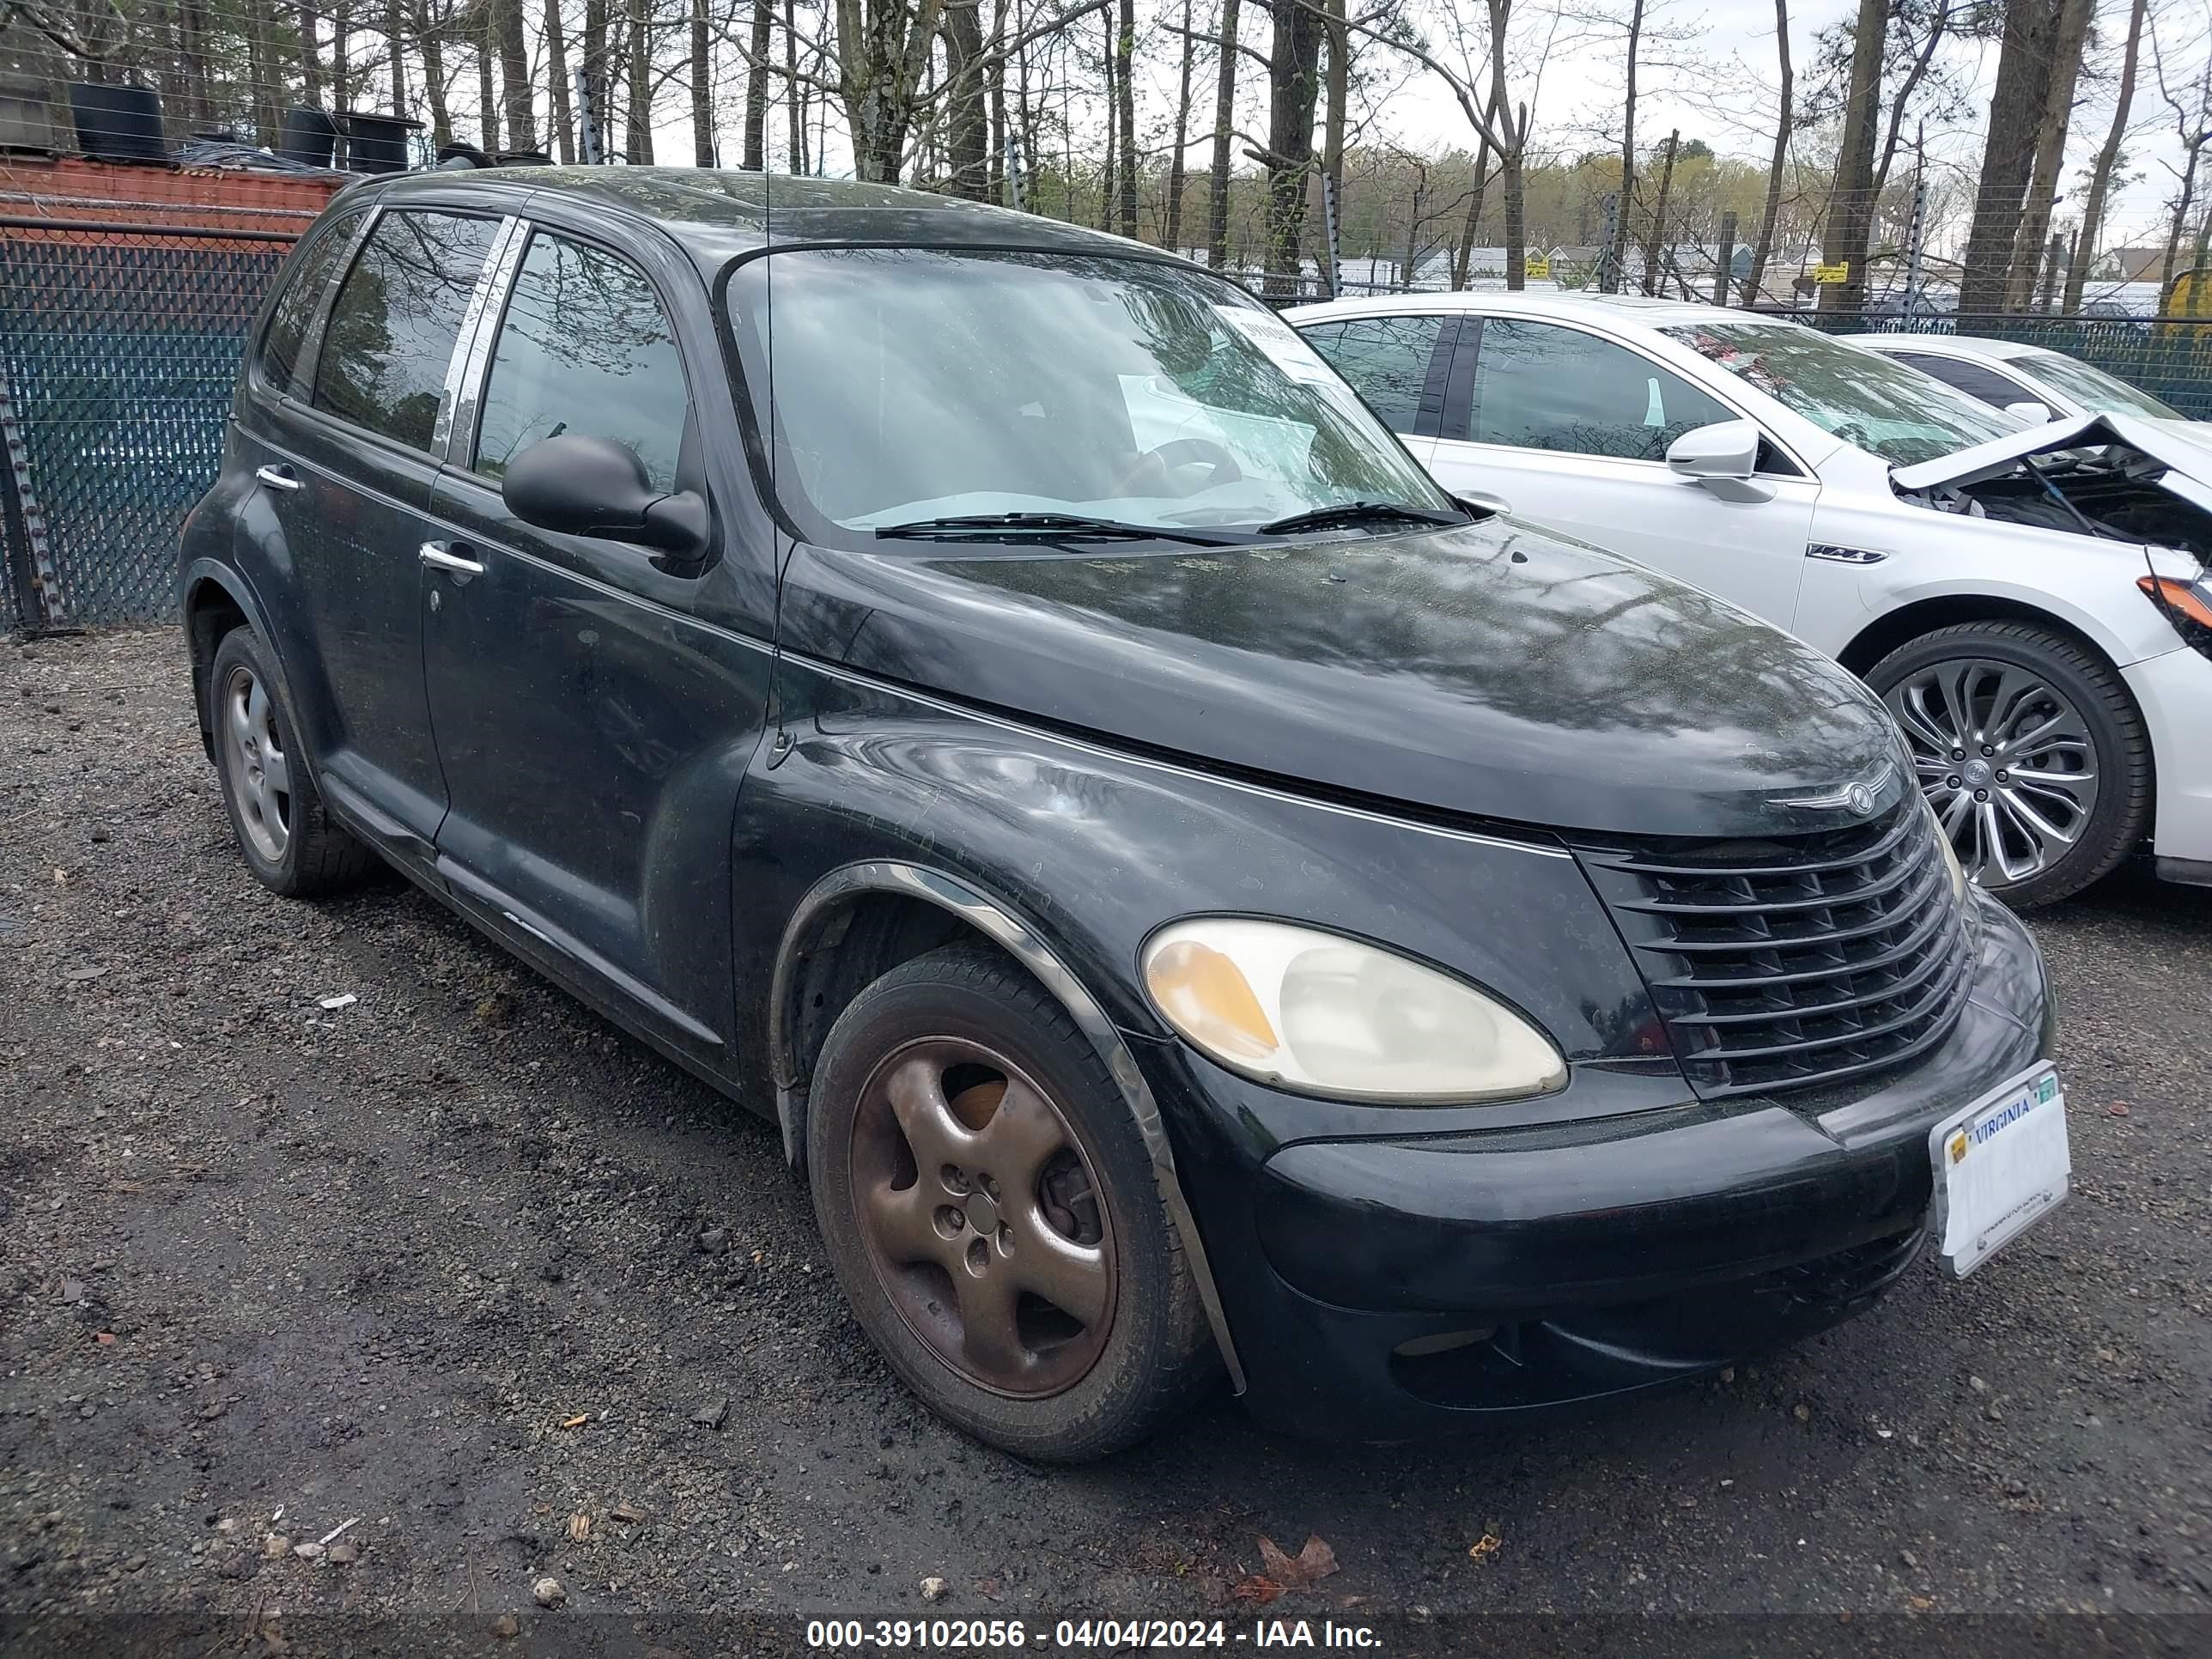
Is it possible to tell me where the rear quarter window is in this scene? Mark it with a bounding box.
[257,211,362,396]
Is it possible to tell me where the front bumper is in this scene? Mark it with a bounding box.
[2124,642,2212,874]
[1151,893,2053,1438]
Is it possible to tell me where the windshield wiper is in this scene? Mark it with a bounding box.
[1256,500,1466,538]
[873,512,1243,546]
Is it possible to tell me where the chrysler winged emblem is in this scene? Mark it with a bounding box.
[1775,762,1893,818]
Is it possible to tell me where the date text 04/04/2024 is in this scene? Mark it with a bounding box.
[804,1618,1383,1649]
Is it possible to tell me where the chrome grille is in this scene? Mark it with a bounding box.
[1576,803,1973,1098]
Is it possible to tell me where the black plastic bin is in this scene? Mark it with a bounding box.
[340,112,422,174]
[70,82,167,163]
[277,106,338,168]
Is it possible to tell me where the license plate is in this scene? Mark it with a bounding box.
[1929,1065,2069,1278]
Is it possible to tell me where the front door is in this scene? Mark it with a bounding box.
[1427,316,1817,631]
[248,205,504,844]
[420,224,773,1052]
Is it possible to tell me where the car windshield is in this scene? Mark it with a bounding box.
[726,247,1455,541]
[1661,322,2019,466]
[2019,352,2182,421]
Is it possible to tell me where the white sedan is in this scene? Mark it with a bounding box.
[1844,331,2197,428]
[1287,292,2212,904]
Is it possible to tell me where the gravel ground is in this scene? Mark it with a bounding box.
[3,626,2209,1655]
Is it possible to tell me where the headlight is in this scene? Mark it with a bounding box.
[1924,793,1969,902]
[1140,919,1566,1103]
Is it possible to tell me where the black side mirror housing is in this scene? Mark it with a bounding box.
[501,434,709,561]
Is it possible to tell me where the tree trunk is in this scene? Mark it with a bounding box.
[420,9,454,146]
[2067,0,2147,311]
[1488,0,1525,292]
[326,0,347,112]
[988,0,1008,204]
[1641,128,1678,296]
[1116,0,1139,236]
[1206,0,1240,269]
[1960,0,2063,313]
[1163,0,1195,249]
[386,0,408,115]
[2005,0,2095,310]
[1318,0,1346,290]
[1741,0,1792,306]
[546,0,576,162]
[690,0,714,165]
[743,0,771,168]
[943,0,989,198]
[1450,135,1493,289]
[300,3,324,105]
[627,0,655,163]
[479,18,501,150]
[1816,0,1884,313]
[496,0,536,152]
[1098,12,1118,228]
[1261,0,1323,293]
[1603,0,1645,294]
[585,0,610,159]
[787,0,804,171]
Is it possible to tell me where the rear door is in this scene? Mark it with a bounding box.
[1429,316,1817,629]
[419,218,772,1056]
[244,204,505,845]
[1881,350,2055,416]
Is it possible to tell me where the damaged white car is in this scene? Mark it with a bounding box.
[1289,294,2212,904]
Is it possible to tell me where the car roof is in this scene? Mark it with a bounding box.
[340,165,1167,270]
[1283,289,1764,330]
[1844,332,2043,364]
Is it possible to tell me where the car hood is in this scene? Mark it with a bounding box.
[778,514,1909,840]
[1892,410,2212,515]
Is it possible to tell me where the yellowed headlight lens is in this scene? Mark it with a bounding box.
[1143,939,1279,1060]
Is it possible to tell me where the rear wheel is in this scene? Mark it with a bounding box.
[806,945,1214,1461]
[208,629,377,898]
[1868,621,2150,908]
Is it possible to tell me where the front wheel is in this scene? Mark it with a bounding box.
[806,945,1215,1461]
[1868,621,2151,908]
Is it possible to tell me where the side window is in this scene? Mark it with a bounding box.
[258,211,361,395]
[1298,314,1449,434]
[472,232,690,491]
[1887,352,2038,410]
[1461,319,1737,461]
[313,210,499,452]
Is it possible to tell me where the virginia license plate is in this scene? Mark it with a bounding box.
[1929,1064,2069,1279]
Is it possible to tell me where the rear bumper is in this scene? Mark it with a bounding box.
[1155,894,2053,1438]
[2124,643,2212,870]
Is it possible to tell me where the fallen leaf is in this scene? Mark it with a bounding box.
[1231,1575,1284,1605]
[610,1502,646,1523]
[973,1577,1004,1601]
[1295,1535,1339,1583]
[1257,1536,1301,1584]
[1468,1526,1502,1563]
[568,1513,589,1541]
[1908,1595,1935,1612]
[558,1413,588,1431]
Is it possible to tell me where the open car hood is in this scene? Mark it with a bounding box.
[1893,410,2212,517]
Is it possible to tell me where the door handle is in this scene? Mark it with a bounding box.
[254,464,301,492]
[418,540,485,576]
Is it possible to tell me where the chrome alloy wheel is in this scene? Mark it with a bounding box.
[221,662,293,863]
[1885,657,2100,887]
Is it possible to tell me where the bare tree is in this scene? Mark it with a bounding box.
[2067,0,2148,310]
[1206,0,1241,267]
[1602,0,1645,293]
[2005,0,2095,309]
[1741,0,1793,304]
[1816,0,1885,313]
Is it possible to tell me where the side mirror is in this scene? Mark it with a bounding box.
[1665,419,1774,503]
[2004,399,2056,424]
[501,434,709,560]
[1454,489,1511,520]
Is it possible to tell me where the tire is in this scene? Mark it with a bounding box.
[1867,620,2151,908]
[806,943,1216,1461]
[207,628,378,898]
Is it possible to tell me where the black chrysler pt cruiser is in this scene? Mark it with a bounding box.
[181,167,2067,1461]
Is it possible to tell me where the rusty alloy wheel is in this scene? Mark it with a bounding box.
[847,1036,1118,1398]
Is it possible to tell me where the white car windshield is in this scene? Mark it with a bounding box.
[727,247,1455,540]
[1662,322,2019,466]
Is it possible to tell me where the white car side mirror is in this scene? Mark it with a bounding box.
[2004,399,2056,423]
[1666,420,1774,502]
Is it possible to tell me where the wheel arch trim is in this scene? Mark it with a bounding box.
[770,858,1247,1393]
